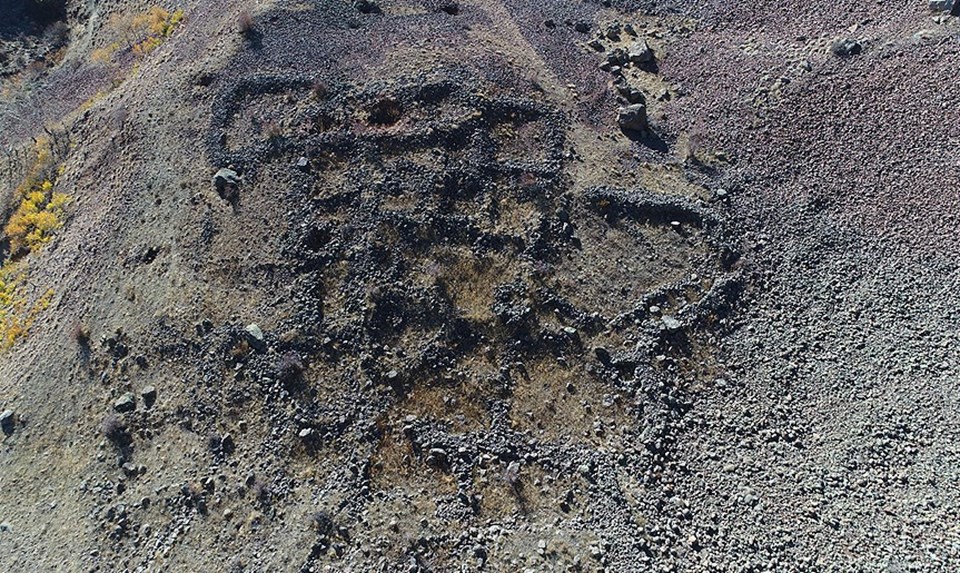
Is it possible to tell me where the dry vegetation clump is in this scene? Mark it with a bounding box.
[91,7,185,64]
[261,119,283,140]
[70,321,90,345]
[100,414,131,446]
[276,351,304,383]
[310,80,327,100]
[238,11,255,37]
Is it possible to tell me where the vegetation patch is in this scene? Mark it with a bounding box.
[0,263,53,349]
[0,136,70,348]
[91,7,185,64]
[4,137,71,257]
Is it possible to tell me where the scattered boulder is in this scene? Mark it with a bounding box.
[617,104,648,132]
[661,315,683,332]
[831,38,862,57]
[121,462,141,478]
[606,48,628,67]
[426,447,448,467]
[594,347,612,366]
[615,80,645,104]
[113,393,136,413]
[221,433,236,454]
[437,1,459,14]
[295,156,309,172]
[354,0,381,14]
[627,40,654,64]
[140,385,157,409]
[212,168,241,201]
[0,410,14,435]
[245,323,264,343]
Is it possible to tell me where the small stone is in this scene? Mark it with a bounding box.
[0,410,14,435]
[574,21,590,33]
[298,428,316,440]
[587,39,604,52]
[295,156,310,171]
[224,508,234,520]
[245,323,264,342]
[122,462,139,477]
[617,104,648,132]
[113,393,136,413]
[0,522,10,532]
[140,386,157,408]
[562,326,578,335]
[627,40,654,63]
[929,0,951,11]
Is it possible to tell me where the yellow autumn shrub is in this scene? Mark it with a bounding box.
[5,180,70,254]
[0,136,71,348]
[95,7,185,62]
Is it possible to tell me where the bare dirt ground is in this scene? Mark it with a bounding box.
[0,1,958,572]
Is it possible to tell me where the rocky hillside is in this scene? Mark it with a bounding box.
[1,1,959,572]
